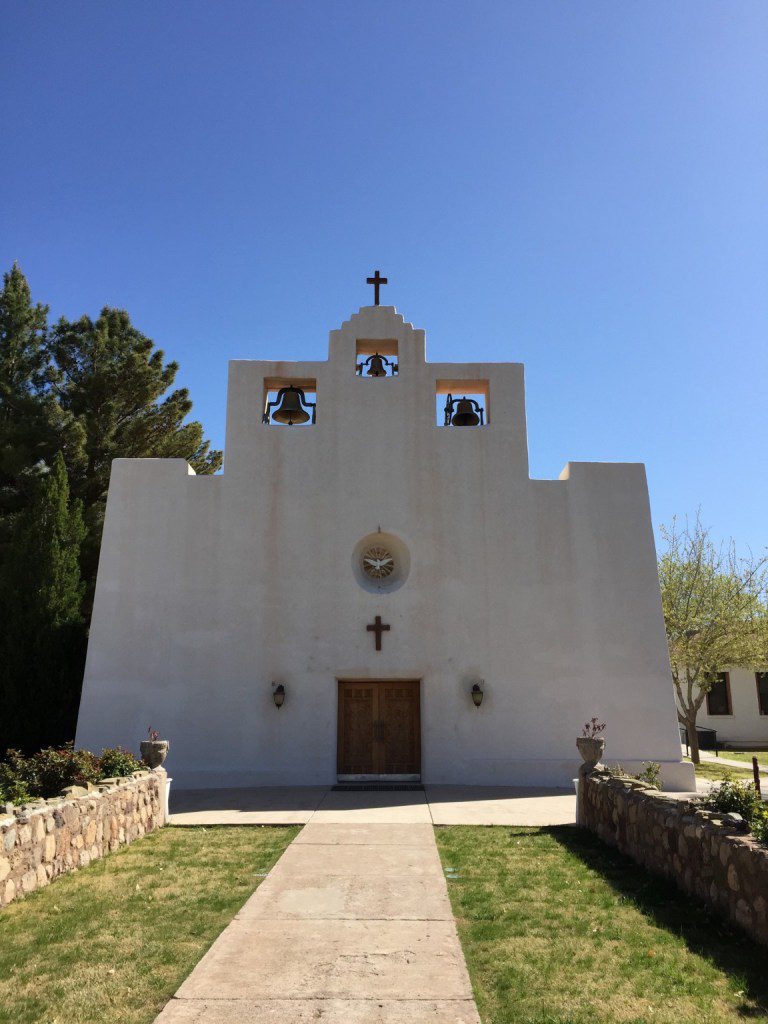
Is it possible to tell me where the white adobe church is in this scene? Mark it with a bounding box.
[76,276,695,791]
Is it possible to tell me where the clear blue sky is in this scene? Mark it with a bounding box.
[2,2,766,552]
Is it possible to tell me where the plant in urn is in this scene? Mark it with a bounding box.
[140,726,169,769]
[577,717,606,768]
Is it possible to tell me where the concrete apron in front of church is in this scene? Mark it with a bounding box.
[154,823,480,1024]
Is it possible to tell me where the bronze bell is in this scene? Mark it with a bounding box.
[271,387,310,425]
[451,397,481,426]
[367,354,387,377]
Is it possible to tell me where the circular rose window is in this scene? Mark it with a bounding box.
[352,531,410,593]
[361,546,395,580]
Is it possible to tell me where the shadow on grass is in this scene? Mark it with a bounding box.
[548,826,768,1018]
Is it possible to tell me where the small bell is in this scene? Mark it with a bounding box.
[271,387,310,425]
[367,354,387,377]
[451,397,481,427]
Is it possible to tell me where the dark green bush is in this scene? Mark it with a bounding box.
[0,757,31,805]
[705,775,764,821]
[752,807,768,845]
[98,746,144,778]
[705,774,768,845]
[0,743,144,804]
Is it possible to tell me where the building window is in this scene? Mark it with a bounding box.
[706,673,732,716]
[757,672,768,715]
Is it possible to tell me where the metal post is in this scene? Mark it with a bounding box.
[753,756,762,797]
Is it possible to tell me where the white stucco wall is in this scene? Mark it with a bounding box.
[688,669,768,745]
[76,305,695,791]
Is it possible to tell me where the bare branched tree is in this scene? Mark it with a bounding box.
[658,513,768,764]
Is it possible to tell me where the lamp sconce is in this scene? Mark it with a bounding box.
[471,682,484,708]
[272,683,286,709]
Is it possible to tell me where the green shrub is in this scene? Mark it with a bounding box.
[752,807,768,845]
[705,775,764,822]
[98,746,143,778]
[604,762,661,790]
[0,743,146,805]
[634,761,662,790]
[22,744,102,797]
[0,758,31,805]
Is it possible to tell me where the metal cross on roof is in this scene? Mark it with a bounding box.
[366,270,388,305]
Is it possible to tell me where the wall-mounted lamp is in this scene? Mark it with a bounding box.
[272,683,286,709]
[471,682,484,708]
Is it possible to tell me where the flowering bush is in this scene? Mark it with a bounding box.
[0,743,144,805]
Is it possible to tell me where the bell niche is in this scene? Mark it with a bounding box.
[355,339,398,378]
[436,380,489,427]
[262,380,317,426]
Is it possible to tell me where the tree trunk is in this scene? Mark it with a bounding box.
[685,717,700,765]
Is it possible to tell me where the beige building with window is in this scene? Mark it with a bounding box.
[75,298,695,791]
[682,670,768,747]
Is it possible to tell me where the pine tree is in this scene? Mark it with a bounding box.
[0,264,85,534]
[0,267,222,750]
[0,452,86,752]
[48,307,222,605]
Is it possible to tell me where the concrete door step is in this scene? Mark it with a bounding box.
[332,784,425,792]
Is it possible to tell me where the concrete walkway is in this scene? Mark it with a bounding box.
[170,784,577,827]
[155,822,480,1023]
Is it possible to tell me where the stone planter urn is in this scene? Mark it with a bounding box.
[576,736,605,768]
[140,739,169,769]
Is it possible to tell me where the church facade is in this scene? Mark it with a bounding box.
[75,298,695,791]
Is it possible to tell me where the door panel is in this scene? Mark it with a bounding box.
[379,681,421,774]
[337,680,420,777]
[337,683,376,774]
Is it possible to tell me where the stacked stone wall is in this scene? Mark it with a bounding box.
[0,768,166,909]
[581,770,768,947]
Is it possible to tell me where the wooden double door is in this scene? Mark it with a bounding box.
[337,680,421,778]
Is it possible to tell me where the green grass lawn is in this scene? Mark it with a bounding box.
[0,824,298,1024]
[716,750,768,767]
[436,825,768,1024]
[686,758,761,783]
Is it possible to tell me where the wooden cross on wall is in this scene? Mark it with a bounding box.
[366,615,390,651]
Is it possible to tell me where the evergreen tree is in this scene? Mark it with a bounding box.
[0,265,221,750]
[0,452,86,752]
[48,307,222,603]
[0,264,85,534]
